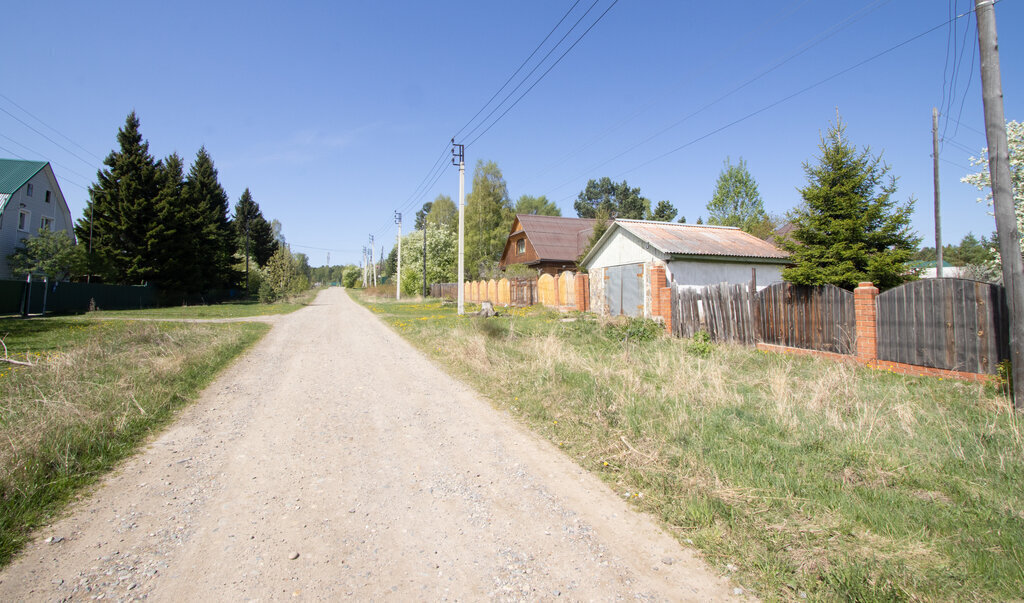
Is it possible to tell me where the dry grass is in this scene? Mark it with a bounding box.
[0,318,267,565]
[357,294,1024,602]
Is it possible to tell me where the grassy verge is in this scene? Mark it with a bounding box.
[83,288,320,320]
[353,292,1024,602]
[0,316,268,566]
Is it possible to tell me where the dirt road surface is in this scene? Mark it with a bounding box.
[0,288,738,601]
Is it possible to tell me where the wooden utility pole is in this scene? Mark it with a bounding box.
[976,0,1024,410]
[932,107,943,277]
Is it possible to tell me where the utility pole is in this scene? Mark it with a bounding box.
[976,0,1024,410]
[369,235,376,286]
[932,107,943,277]
[361,246,368,287]
[395,211,402,300]
[423,221,428,297]
[453,139,466,315]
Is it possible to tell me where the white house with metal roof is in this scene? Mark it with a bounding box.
[0,159,77,279]
[579,219,790,317]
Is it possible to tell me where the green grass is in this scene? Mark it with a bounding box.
[353,292,1024,602]
[0,316,268,566]
[83,288,320,320]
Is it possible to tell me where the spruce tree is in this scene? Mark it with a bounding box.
[232,189,278,267]
[783,117,919,290]
[75,112,159,284]
[147,153,199,293]
[183,147,236,291]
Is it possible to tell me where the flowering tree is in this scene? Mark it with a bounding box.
[962,120,1023,275]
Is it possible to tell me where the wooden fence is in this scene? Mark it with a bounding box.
[671,282,853,353]
[756,282,856,354]
[430,282,459,300]
[510,277,538,306]
[876,278,1008,374]
[670,278,1008,375]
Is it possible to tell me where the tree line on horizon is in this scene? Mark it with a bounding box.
[369,115,941,291]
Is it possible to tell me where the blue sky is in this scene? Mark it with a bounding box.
[2,0,1021,266]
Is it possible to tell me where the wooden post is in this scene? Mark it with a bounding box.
[976,0,1024,409]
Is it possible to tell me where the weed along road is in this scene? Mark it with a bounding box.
[0,288,736,600]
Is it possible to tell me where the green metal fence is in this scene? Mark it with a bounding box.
[0,279,158,315]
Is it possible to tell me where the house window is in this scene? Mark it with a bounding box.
[45,190,51,203]
[41,216,54,231]
[516,238,525,255]
[18,210,30,232]
[26,183,33,197]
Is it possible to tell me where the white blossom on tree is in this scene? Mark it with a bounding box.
[961,120,1024,273]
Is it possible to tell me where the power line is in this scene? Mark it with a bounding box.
[465,0,620,149]
[528,0,892,187]
[0,132,94,186]
[600,8,974,188]
[0,93,105,162]
[451,0,583,142]
[0,105,100,171]
[461,0,607,146]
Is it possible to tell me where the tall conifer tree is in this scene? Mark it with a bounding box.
[232,189,278,267]
[783,117,919,290]
[75,112,159,284]
[183,147,236,291]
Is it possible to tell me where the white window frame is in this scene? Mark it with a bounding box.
[516,238,525,255]
[18,209,31,232]
[40,216,54,231]
[26,183,33,197]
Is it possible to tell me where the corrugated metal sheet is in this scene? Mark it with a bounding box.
[0,159,47,195]
[518,214,597,262]
[616,219,789,260]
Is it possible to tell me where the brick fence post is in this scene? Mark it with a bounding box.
[649,265,672,332]
[854,282,878,361]
[575,273,590,312]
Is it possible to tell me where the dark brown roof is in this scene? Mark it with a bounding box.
[517,214,597,262]
[611,220,789,260]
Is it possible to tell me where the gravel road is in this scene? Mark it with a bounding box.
[0,288,738,601]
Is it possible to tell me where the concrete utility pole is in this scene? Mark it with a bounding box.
[932,107,943,277]
[976,0,1024,410]
[423,221,428,297]
[395,211,402,300]
[369,235,376,286]
[453,139,466,315]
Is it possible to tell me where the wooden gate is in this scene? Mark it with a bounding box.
[876,278,1008,374]
[509,277,538,306]
[756,282,855,354]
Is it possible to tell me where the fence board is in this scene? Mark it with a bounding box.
[876,278,1008,374]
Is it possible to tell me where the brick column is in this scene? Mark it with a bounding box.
[575,273,590,312]
[649,265,673,332]
[854,282,878,361]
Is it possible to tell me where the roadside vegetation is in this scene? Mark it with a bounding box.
[0,317,267,566]
[353,292,1024,602]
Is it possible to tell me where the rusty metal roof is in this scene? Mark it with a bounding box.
[517,214,597,262]
[611,219,790,260]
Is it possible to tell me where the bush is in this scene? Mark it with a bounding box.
[688,329,713,357]
[605,317,664,343]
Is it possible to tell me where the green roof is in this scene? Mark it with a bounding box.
[0,159,47,195]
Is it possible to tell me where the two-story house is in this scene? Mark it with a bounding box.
[0,159,77,279]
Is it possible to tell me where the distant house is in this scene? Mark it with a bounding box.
[580,219,790,317]
[499,214,597,276]
[908,260,966,279]
[0,159,76,279]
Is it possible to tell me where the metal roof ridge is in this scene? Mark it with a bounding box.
[614,218,741,230]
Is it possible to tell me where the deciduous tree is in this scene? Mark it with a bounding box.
[706,157,770,236]
[426,195,457,231]
[514,194,561,216]
[464,160,513,277]
[6,229,82,280]
[962,120,1023,275]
